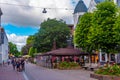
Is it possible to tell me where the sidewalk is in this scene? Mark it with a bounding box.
[0,64,25,80]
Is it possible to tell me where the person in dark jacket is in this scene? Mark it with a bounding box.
[11,58,16,70]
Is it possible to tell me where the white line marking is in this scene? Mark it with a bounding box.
[23,71,29,80]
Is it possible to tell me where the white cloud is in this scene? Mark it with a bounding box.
[1,0,91,51]
[0,0,90,27]
[7,33,28,51]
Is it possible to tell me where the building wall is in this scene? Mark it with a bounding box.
[88,0,119,12]
[67,24,74,36]
[2,33,8,62]
[117,0,120,6]
[88,0,97,12]
[73,12,86,29]
[0,28,8,64]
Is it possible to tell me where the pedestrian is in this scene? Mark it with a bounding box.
[7,59,11,65]
[16,59,20,72]
[21,58,25,71]
[11,58,16,70]
[2,60,5,66]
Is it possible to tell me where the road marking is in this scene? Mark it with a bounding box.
[23,71,29,80]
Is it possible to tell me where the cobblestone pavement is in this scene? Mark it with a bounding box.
[0,64,25,80]
[25,63,97,80]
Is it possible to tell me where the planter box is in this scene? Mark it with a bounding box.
[90,73,120,80]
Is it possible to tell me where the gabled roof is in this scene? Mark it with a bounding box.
[43,47,89,56]
[74,0,87,14]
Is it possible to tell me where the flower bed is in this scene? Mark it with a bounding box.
[90,73,120,80]
[90,64,120,80]
[58,61,81,70]
[95,64,120,76]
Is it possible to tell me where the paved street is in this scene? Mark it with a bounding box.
[0,63,97,80]
[0,64,25,80]
[25,63,97,80]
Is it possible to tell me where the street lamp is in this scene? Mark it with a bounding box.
[42,8,47,13]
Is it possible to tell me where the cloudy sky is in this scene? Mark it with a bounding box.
[0,0,90,51]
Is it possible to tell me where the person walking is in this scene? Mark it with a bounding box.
[16,59,20,72]
[11,58,16,70]
[20,58,25,71]
[7,59,11,65]
[2,60,5,66]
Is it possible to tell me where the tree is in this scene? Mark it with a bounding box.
[33,18,70,52]
[88,1,118,53]
[21,45,28,55]
[74,12,93,53]
[74,1,120,54]
[21,35,35,55]
[9,42,19,57]
[113,10,120,52]
[26,35,34,45]
[29,47,35,57]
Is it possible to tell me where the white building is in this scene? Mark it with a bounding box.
[88,0,119,12]
[73,0,87,28]
[87,0,104,12]
[0,8,9,64]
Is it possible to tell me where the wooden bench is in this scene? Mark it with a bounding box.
[83,63,98,71]
[82,66,88,70]
[82,66,96,71]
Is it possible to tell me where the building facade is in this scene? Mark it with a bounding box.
[88,0,104,12]
[73,0,87,28]
[0,8,9,64]
[117,0,120,6]
[88,0,119,12]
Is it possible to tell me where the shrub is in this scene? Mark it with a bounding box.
[95,64,120,76]
[69,62,79,67]
[58,61,79,69]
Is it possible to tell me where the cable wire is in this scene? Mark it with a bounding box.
[0,2,74,10]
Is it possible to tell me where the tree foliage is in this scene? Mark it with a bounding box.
[21,35,35,55]
[89,1,117,53]
[26,35,34,45]
[9,42,20,57]
[29,47,35,57]
[21,45,29,55]
[74,12,93,53]
[74,1,120,53]
[33,18,70,52]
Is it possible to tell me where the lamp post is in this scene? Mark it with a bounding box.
[42,8,47,13]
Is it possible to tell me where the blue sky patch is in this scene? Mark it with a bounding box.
[2,23,39,36]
